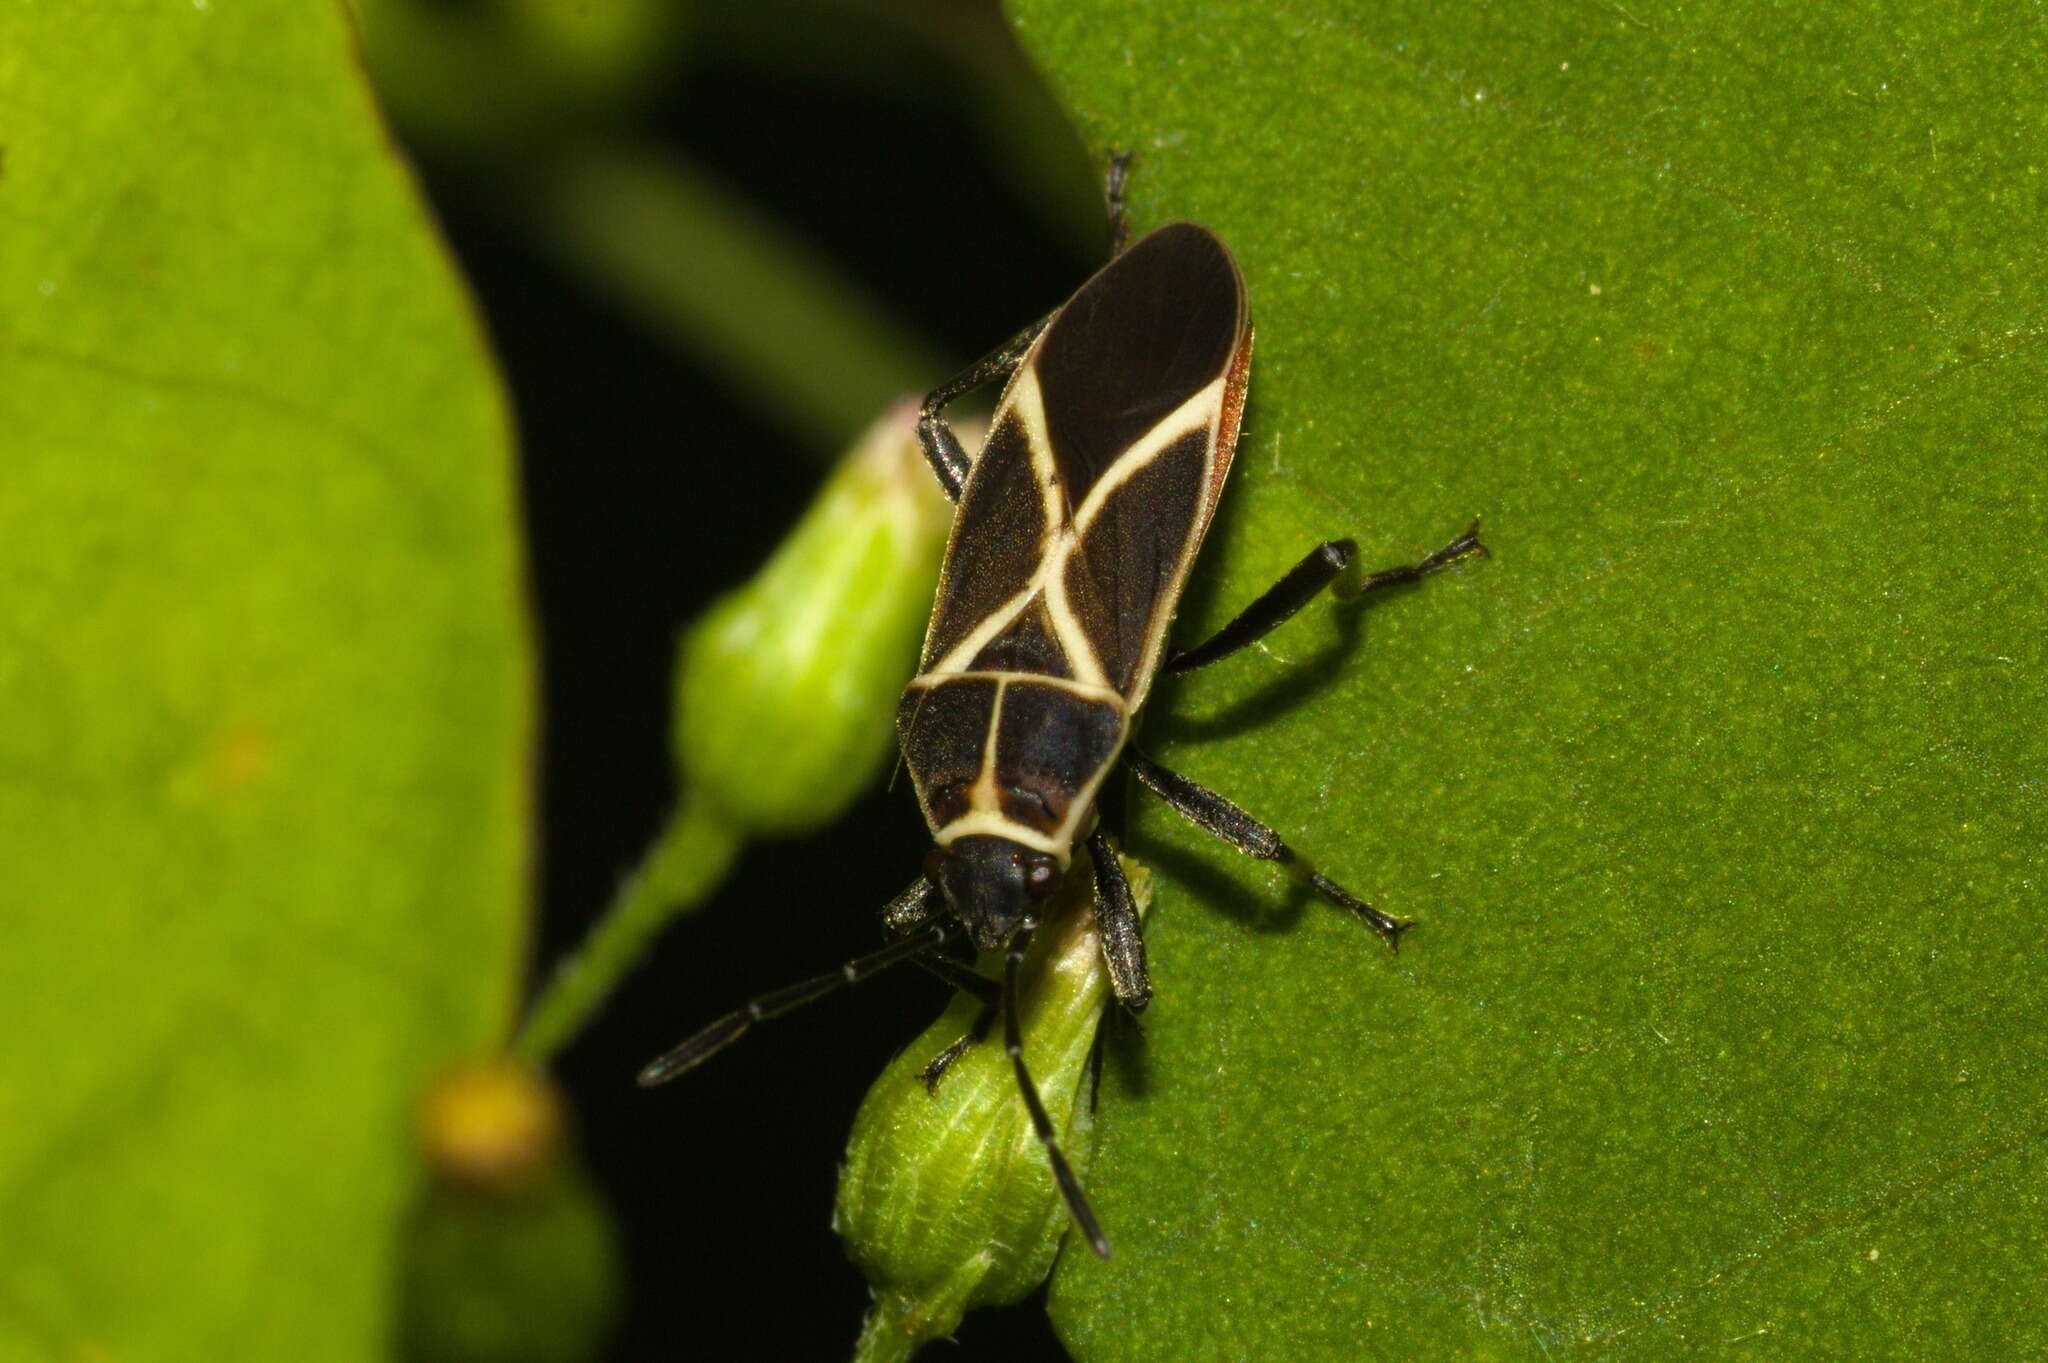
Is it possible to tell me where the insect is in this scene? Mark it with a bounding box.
[639,163,1486,1258]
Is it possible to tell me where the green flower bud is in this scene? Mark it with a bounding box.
[675,401,955,837]
[835,852,1153,1362]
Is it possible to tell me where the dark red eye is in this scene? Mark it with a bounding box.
[1024,858,1059,897]
[923,847,949,882]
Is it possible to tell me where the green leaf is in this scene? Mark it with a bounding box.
[1011,4,2047,1357]
[0,4,531,1359]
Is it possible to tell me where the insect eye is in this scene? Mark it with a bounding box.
[1024,858,1059,898]
[923,847,949,883]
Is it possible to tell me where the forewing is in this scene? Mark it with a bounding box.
[1036,223,1245,496]
[919,222,1250,694]
[920,412,1049,668]
[1046,224,1250,697]
[1065,425,1218,696]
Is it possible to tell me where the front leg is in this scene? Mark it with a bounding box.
[880,874,944,938]
[915,316,1050,500]
[914,955,1002,1092]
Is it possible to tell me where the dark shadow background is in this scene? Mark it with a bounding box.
[397,4,1095,1359]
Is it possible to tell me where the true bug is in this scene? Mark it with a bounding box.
[640,164,1486,1258]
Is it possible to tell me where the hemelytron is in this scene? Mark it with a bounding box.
[640,162,1487,1258]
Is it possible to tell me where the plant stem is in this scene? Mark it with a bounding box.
[848,1294,928,1363]
[533,143,945,452]
[513,795,742,1063]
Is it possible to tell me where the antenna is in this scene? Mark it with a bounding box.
[1002,915,1112,1259]
[636,922,951,1088]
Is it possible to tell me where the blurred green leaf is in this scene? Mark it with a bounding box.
[0,3,532,1359]
[1008,3,2048,1358]
[356,0,681,148]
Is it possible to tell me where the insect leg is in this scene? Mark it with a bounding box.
[1105,151,1135,258]
[879,873,944,938]
[1085,1005,1112,1114]
[636,922,953,1087]
[916,954,1002,1003]
[1122,747,1411,950]
[1166,539,1355,673]
[1166,521,1487,674]
[1086,828,1152,1013]
[915,317,1051,500]
[1004,916,1113,1259]
[912,956,1001,1091]
[917,1005,995,1091]
[1338,519,1488,602]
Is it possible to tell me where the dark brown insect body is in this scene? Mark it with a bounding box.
[900,222,1251,951]
[640,202,1486,1259]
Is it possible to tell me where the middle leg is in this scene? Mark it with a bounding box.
[1166,521,1485,674]
[1087,828,1152,1014]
